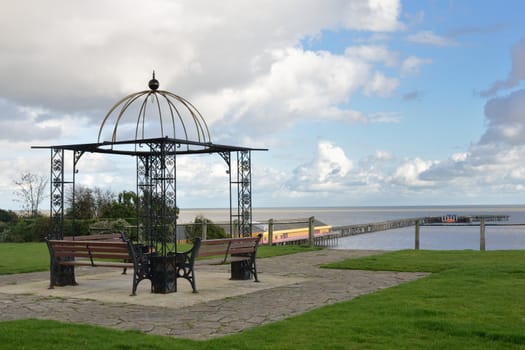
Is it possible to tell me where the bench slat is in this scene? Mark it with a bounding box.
[59,261,134,268]
[196,240,231,260]
[49,240,130,247]
[63,233,124,241]
[51,245,130,252]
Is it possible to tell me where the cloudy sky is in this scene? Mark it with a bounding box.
[1,0,525,210]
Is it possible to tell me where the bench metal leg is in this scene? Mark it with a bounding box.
[50,261,77,287]
[252,260,259,282]
[131,277,138,296]
[175,264,198,293]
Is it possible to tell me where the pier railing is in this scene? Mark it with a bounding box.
[416,218,520,251]
[332,218,420,237]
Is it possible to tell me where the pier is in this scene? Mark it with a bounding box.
[262,218,421,247]
[422,215,509,224]
[181,214,511,248]
[332,218,419,238]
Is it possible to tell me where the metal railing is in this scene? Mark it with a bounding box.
[415,218,524,251]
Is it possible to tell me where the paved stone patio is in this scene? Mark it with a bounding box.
[0,249,427,339]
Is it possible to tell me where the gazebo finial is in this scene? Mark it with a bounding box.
[148,70,159,91]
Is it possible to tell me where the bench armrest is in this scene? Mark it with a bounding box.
[175,238,201,266]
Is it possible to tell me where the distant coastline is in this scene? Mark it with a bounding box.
[178,204,525,226]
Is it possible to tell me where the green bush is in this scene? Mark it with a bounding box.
[0,209,18,223]
[3,216,50,242]
[89,219,135,239]
[63,219,94,237]
[185,215,227,240]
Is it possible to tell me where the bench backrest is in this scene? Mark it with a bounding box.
[228,237,260,255]
[198,235,262,259]
[197,239,231,258]
[63,233,125,241]
[47,240,133,261]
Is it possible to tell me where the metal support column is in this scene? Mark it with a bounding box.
[237,150,252,237]
[218,151,233,236]
[49,148,76,286]
[137,140,177,293]
[49,148,65,240]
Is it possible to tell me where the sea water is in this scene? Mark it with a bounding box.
[178,205,525,251]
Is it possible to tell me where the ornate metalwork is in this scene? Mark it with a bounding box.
[137,140,177,256]
[49,148,64,240]
[237,150,252,237]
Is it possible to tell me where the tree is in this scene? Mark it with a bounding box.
[185,215,227,240]
[66,185,96,219]
[13,172,48,217]
[93,187,114,218]
[102,190,138,219]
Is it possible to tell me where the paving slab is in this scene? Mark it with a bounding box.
[0,268,307,308]
[0,249,428,339]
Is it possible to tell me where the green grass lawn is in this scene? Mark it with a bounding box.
[0,243,49,274]
[1,248,525,349]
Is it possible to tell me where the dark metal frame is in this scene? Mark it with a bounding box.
[33,74,266,293]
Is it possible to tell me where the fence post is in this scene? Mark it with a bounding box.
[480,217,486,251]
[202,220,208,240]
[267,218,274,245]
[308,216,315,247]
[415,219,420,250]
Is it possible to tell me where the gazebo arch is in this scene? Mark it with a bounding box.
[33,73,267,293]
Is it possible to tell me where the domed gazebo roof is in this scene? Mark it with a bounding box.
[98,72,211,148]
[37,73,265,156]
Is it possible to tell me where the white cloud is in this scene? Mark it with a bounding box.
[344,45,400,67]
[194,46,403,141]
[0,0,406,150]
[364,72,399,97]
[340,0,403,31]
[407,31,459,47]
[450,152,469,162]
[393,158,436,187]
[375,150,394,161]
[0,0,402,112]
[286,141,352,192]
[0,99,60,142]
[401,56,433,76]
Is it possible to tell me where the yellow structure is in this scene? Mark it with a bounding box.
[253,219,332,245]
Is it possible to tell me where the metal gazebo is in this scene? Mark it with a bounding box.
[33,73,267,293]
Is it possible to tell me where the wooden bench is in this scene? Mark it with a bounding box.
[46,238,148,296]
[175,234,262,293]
[63,233,139,274]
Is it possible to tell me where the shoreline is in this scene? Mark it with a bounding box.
[178,204,525,226]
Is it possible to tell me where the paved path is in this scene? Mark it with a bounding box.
[0,249,427,339]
